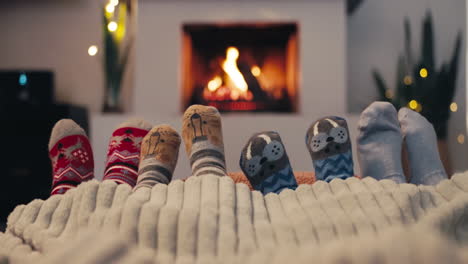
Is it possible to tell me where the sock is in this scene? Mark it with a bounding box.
[134,125,181,190]
[49,119,94,195]
[305,116,354,182]
[356,102,405,183]
[182,105,227,177]
[398,108,447,185]
[103,119,152,187]
[239,131,297,194]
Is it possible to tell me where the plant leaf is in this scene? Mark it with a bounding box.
[372,69,391,103]
[421,11,435,71]
[446,32,462,103]
[404,17,413,69]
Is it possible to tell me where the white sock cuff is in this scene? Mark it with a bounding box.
[115,118,152,131]
[49,119,86,151]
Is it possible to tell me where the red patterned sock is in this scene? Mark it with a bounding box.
[49,119,94,195]
[103,119,152,187]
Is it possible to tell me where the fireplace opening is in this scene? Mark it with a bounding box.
[181,23,299,112]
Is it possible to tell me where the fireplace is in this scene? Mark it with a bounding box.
[181,23,299,112]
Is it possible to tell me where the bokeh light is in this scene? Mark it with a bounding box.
[88,45,98,56]
[108,21,118,32]
[450,102,458,112]
[419,68,428,78]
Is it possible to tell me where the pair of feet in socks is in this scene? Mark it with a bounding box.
[48,105,227,195]
[137,104,227,188]
[48,118,157,195]
[357,101,447,185]
[240,116,355,195]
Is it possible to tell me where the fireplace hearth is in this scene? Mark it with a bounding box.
[182,23,299,112]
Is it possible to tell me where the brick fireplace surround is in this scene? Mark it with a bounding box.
[91,0,358,180]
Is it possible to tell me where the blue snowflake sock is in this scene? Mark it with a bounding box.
[240,131,297,195]
[306,116,354,182]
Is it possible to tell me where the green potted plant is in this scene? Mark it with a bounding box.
[102,0,134,113]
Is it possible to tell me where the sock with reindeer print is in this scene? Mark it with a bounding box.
[49,119,94,195]
[103,119,152,187]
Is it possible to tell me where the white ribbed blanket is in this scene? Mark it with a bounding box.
[2,173,468,264]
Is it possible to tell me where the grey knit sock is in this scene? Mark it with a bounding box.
[134,125,181,190]
[398,107,447,185]
[357,102,405,183]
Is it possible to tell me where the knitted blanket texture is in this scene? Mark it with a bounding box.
[2,172,468,264]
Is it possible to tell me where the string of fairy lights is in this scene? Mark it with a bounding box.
[87,0,122,57]
[384,67,464,144]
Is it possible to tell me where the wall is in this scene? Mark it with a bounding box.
[0,0,104,112]
[347,0,468,172]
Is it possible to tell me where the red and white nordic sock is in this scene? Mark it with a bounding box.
[103,119,152,187]
[49,119,94,195]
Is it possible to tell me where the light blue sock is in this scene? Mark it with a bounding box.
[357,102,406,183]
[398,108,447,185]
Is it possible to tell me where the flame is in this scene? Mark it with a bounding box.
[207,76,222,92]
[203,47,256,102]
[222,47,248,92]
[251,66,261,77]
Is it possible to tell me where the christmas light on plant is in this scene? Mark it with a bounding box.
[450,102,458,112]
[385,90,393,99]
[105,3,115,13]
[403,75,412,85]
[419,68,428,78]
[108,21,118,32]
[408,100,418,110]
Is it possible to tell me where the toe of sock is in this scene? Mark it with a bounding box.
[358,101,399,133]
[397,107,411,120]
[49,119,86,150]
[116,118,152,131]
[184,104,220,116]
[398,107,411,133]
[148,124,180,139]
[398,107,434,136]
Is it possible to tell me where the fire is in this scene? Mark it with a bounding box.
[203,47,255,102]
[222,47,248,92]
[251,65,261,77]
[207,76,222,92]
